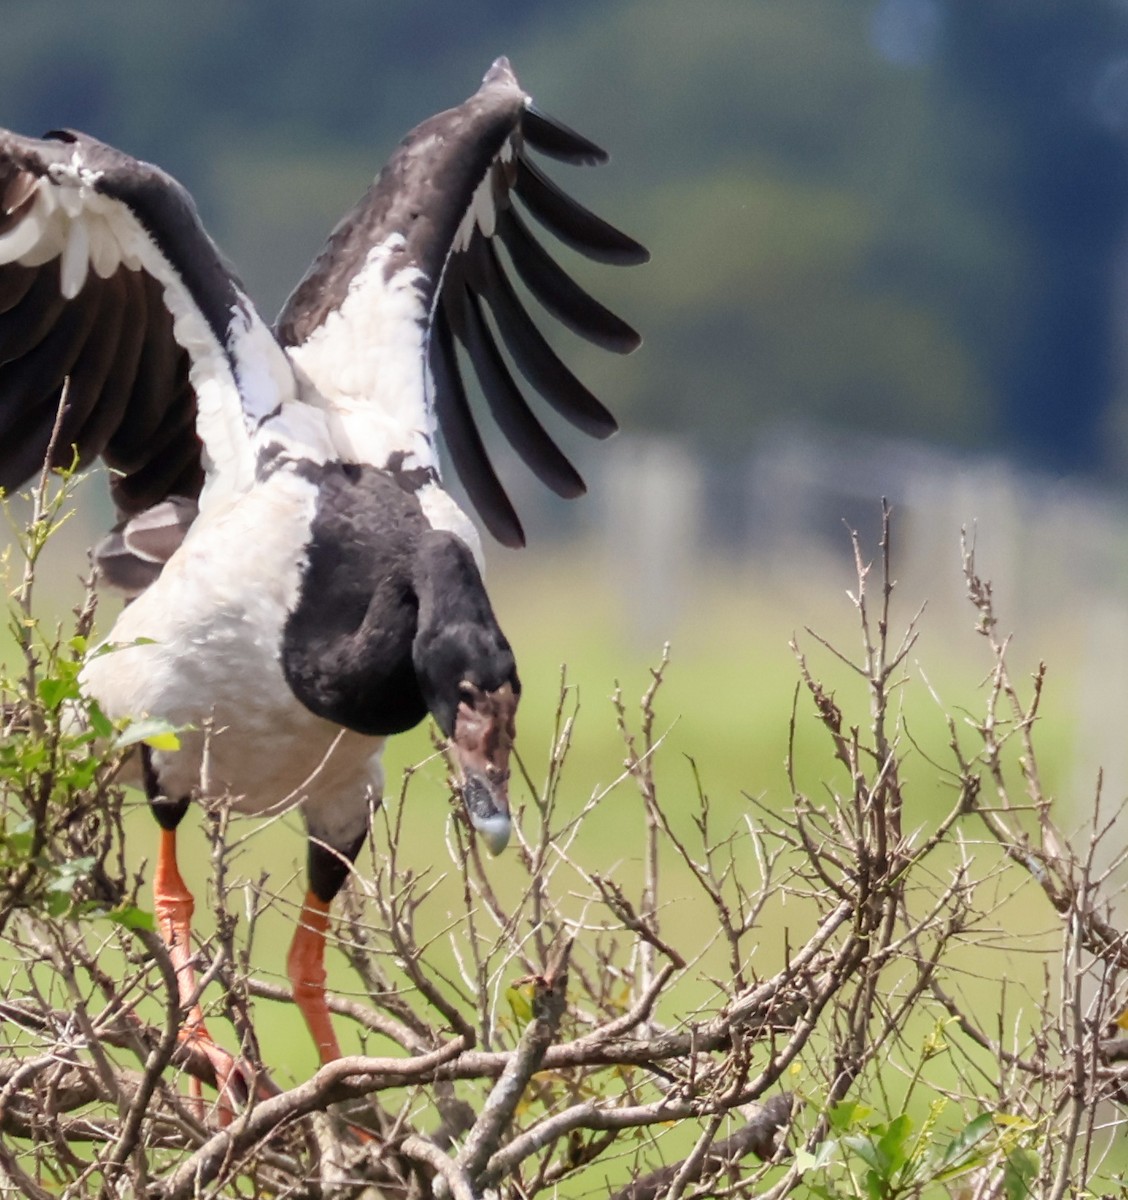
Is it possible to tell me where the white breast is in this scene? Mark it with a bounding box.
[81,467,384,850]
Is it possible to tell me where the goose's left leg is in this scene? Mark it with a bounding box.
[287,830,368,1065]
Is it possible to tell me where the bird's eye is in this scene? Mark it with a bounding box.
[458,684,477,707]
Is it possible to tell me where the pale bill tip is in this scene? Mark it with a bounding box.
[471,813,511,855]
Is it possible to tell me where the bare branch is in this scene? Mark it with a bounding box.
[456,938,572,1188]
[607,1092,794,1200]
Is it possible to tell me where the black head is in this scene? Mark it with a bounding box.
[413,531,521,852]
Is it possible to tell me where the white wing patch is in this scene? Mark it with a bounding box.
[417,480,485,573]
[286,233,438,475]
[231,302,300,429]
[87,212,122,278]
[451,136,514,254]
[0,151,301,513]
[59,215,90,298]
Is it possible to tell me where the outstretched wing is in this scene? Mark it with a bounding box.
[277,57,647,548]
[0,128,296,518]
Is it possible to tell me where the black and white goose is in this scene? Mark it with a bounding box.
[0,59,646,1094]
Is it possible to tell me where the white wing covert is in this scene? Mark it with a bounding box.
[276,57,648,548]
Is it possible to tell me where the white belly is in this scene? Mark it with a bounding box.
[82,469,384,848]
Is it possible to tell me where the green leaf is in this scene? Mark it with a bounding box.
[8,742,47,774]
[4,819,35,858]
[794,1148,820,1173]
[828,1100,872,1131]
[46,856,96,895]
[102,905,157,933]
[112,717,184,752]
[506,982,535,1026]
[1003,1148,1039,1199]
[87,702,114,740]
[85,641,121,660]
[37,675,77,712]
[796,1140,839,1172]
[934,1112,995,1178]
[144,731,181,751]
[63,758,99,790]
[876,1113,913,1175]
[863,1166,884,1200]
[843,1134,882,1173]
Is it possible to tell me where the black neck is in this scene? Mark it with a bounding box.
[412,530,515,737]
[281,461,515,739]
[413,533,502,656]
[282,462,428,736]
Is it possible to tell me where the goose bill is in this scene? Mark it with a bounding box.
[452,682,516,854]
[460,768,511,855]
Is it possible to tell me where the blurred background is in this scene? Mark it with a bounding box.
[5,1,1128,866]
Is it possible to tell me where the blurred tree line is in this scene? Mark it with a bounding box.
[2,0,1127,477]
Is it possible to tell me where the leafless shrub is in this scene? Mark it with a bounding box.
[2,488,1128,1198]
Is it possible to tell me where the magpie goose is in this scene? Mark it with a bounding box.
[0,58,646,1095]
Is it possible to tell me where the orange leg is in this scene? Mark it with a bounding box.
[286,891,344,1064]
[153,827,242,1120]
[287,892,380,1143]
